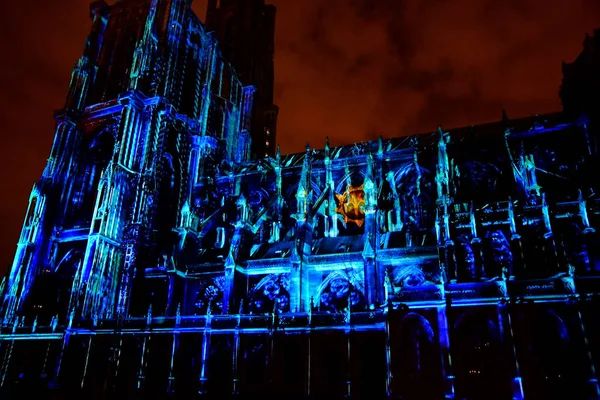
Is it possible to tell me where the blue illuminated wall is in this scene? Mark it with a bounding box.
[1,1,600,399]
[0,0,255,325]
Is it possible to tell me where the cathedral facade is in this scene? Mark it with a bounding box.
[1,1,600,399]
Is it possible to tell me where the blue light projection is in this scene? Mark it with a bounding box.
[0,1,600,399]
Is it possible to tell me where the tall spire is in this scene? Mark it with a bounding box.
[129,0,160,90]
[144,0,159,43]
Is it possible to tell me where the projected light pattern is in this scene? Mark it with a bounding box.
[335,184,366,227]
[0,1,600,399]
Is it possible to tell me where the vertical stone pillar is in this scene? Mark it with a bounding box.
[290,146,313,312]
[575,299,600,398]
[3,184,47,325]
[117,231,139,317]
[106,334,123,393]
[65,56,96,112]
[324,137,338,238]
[362,257,378,308]
[0,339,15,388]
[80,336,94,389]
[497,300,525,400]
[167,333,179,393]
[307,307,314,397]
[222,266,236,314]
[231,329,241,395]
[53,331,71,388]
[289,230,311,313]
[385,300,394,398]
[198,313,212,394]
[345,323,353,398]
[437,303,455,398]
[363,154,380,307]
[446,242,458,282]
[289,256,310,313]
[471,237,487,280]
[137,335,149,390]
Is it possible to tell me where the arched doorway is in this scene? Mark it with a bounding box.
[66,129,115,225]
[396,312,443,399]
[23,249,83,323]
[453,312,510,400]
[523,310,587,400]
[54,249,83,319]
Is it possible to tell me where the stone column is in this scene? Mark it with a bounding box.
[385,300,394,398]
[167,333,179,393]
[437,303,455,398]
[198,312,212,394]
[575,297,600,398]
[497,300,525,399]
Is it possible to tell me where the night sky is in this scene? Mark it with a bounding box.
[0,0,598,276]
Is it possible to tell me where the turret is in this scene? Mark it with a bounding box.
[363,154,377,213]
[385,170,403,232]
[289,144,313,312]
[295,144,312,222]
[324,137,338,237]
[435,127,452,244]
[161,0,193,101]
[129,0,160,91]
[362,154,382,306]
[270,145,283,242]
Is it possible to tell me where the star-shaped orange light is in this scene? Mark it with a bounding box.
[335,185,366,227]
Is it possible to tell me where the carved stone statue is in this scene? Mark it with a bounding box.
[486,230,513,278]
[456,235,477,281]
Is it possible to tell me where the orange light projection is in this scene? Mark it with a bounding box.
[335,185,366,227]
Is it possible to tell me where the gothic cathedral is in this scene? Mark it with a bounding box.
[1,1,600,399]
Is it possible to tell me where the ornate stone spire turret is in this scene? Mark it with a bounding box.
[362,153,382,306]
[289,144,313,312]
[161,0,193,100]
[435,127,452,244]
[324,137,338,237]
[363,154,377,212]
[274,145,283,217]
[579,190,594,233]
[295,144,312,222]
[436,126,451,201]
[386,170,403,233]
[129,0,160,91]
[270,145,283,243]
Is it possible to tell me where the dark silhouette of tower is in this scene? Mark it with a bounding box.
[205,0,279,158]
[561,29,600,118]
